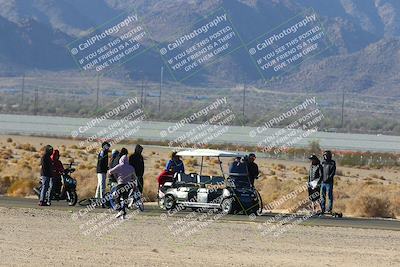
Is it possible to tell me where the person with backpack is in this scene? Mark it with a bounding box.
[96,142,110,206]
[39,145,54,206]
[129,144,144,194]
[320,150,336,214]
[307,154,323,213]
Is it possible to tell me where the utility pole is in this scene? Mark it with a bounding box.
[158,66,163,113]
[143,79,147,107]
[140,74,144,108]
[341,88,345,128]
[96,75,100,109]
[34,87,38,115]
[21,73,25,106]
[242,81,246,120]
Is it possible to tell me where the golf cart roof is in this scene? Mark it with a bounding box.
[176,149,246,158]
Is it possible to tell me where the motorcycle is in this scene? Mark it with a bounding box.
[34,163,78,206]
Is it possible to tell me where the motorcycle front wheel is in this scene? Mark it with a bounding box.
[66,190,78,206]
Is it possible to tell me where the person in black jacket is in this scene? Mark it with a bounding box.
[320,150,336,214]
[95,142,110,203]
[39,145,54,206]
[308,154,323,213]
[129,145,144,193]
[108,149,120,185]
[246,153,259,187]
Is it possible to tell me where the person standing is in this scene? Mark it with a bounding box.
[307,154,323,213]
[320,150,336,214]
[247,153,259,187]
[39,145,54,206]
[96,142,110,205]
[129,144,144,194]
[108,149,120,186]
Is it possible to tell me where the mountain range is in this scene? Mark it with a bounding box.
[0,0,399,96]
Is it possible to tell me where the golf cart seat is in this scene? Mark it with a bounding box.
[176,173,197,186]
[197,175,212,183]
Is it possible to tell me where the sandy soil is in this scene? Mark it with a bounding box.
[0,207,399,267]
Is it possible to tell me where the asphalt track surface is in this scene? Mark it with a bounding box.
[1,196,399,231]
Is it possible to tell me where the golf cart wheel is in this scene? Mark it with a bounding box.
[158,196,166,210]
[67,191,78,206]
[221,198,234,214]
[164,195,176,210]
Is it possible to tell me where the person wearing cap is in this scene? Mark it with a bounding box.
[95,142,110,205]
[129,144,145,194]
[320,150,336,214]
[307,154,323,213]
[247,153,259,187]
[165,151,185,174]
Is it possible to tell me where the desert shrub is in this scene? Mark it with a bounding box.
[6,138,12,143]
[16,143,37,152]
[6,179,36,196]
[346,194,394,218]
[184,157,198,167]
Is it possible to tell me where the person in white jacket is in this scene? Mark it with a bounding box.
[108,152,137,219]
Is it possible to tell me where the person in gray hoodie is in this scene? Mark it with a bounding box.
[108,151,137,218]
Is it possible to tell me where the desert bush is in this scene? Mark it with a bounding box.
[346,194,394,218]
[16,143,37,152]
[6,138,12,143]
[6,178,36,197]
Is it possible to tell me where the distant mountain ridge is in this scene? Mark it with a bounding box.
[0,0,399,96]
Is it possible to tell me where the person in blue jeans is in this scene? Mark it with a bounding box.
[39,145,54,206]
[320,150,336,214]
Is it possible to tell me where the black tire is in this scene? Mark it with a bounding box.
[164,195,176,211]
[67,191,78,206]
[78,198,95,207]
[158,196,166,210]
[221,198,234,214]
[255,190,263,216]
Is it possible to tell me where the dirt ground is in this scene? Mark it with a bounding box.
[0,207,399,267]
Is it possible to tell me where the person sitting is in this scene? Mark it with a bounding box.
[51,149,64,199]
[108,151,137,219]
[165,151,185,174]
[229,157,247,175]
